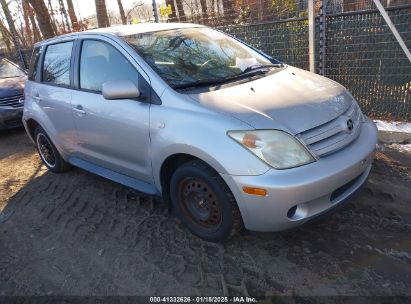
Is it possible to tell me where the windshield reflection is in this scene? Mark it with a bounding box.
[123,28,273,88]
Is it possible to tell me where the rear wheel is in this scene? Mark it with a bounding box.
[170,160,243,242]
[35,126,71,173]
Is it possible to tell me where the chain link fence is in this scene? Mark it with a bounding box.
[1,0,410,120]
[217,4,411,120]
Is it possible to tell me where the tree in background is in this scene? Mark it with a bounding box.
[165,0,178,22]
[66,0,79,30]
[95,0,110,27]
[222,0,235,21]
[0,0,27,66]
[0,18,13,53]
[175,0,186,21]
[117,0,127,24]
[199,0,208,20]
[27,1,42,42]
[27,0,56,39]
[271,0,297,19]
[22,0,34,45]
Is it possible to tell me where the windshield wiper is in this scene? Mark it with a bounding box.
[242,63,284,74]
[172,69,269,90]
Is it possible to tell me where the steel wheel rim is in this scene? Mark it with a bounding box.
[178,177,223,231]
[37,133,56,168]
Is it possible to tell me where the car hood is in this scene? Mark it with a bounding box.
[0,76,26,97]
[189,66,353,134]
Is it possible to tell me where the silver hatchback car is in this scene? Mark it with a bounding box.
[23,23,377,242]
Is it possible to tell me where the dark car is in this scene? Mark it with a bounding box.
[0,58,27,130]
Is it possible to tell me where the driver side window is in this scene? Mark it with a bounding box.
[79,40,140,93]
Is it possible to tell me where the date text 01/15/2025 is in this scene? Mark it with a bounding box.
[149,296,257,302]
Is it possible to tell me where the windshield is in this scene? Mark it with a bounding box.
[0,60,25,79]
[123,27,274,88]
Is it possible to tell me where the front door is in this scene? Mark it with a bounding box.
[71,38,152,183]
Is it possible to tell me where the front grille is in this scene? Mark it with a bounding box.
[297,102,362,157]
[0,94,24,108]
[4,118,22,126]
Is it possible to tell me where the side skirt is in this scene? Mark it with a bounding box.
[68,157,160,196]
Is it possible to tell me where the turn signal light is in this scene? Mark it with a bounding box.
[242,186,267,196]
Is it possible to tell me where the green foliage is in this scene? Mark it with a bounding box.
[271,0,297,19]
[235,5,251,24]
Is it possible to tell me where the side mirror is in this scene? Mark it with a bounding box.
[102,80,140,100]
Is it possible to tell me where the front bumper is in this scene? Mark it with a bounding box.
[0,107,23,130]
[221,118,378,232]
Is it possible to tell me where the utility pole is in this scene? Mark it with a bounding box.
[308,0,315,73]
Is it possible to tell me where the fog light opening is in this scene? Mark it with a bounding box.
[287,205,297,219]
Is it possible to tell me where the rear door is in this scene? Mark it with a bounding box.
[70,37,152,183]
[32,39,78,153]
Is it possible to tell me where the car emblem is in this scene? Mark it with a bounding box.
[346,119,354,132]
[18,97,24,104]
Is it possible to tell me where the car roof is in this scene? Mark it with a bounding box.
[35,23,206,46]
[87,22,205,36]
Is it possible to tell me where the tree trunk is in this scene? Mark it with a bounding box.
[27,3,42,42]
[66,0,79,30]
[117,0,127,24]
[0,0,27,67]
[95,0,110,28]
[27,0,56,39]
[175,0,186,21]
[47,0,59,36]
[165,0,178,21]
[199,0,208,19]
[221,0,235,21]
[22,1,34,46]
[0,19,13,53]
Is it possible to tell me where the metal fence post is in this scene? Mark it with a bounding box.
[308,0,315,73]
[372,0,411,63]
[319,0,328,76]
[152,0,159,22]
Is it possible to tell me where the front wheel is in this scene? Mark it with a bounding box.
[34,126,71,173]
[170,160,243,242]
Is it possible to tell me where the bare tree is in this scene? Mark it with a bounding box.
[22,0,34,45]
[27,2,42,42]
[0,0,27,67]
[0,17,13,52]
[117,0,127,24]
[165,0,178,21]
[66,0,79,30]
[199,0,208,19]
[27,0,56,39]
[95,0,110,27]
[221,0,235,21]
[175,0,186,21]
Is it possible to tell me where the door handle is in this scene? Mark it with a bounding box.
[33,95,41,103]
[73,105,86,115]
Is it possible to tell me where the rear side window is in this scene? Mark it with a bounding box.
[79,40,140,92]
[42,41,73,86]
[28,47,41,81]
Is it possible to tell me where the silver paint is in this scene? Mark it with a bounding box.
[23,24,378,232]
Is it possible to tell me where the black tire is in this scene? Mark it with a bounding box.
[170,160,243,242]
[34,126,71,173]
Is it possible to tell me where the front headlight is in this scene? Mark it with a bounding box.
[228,130,315,169]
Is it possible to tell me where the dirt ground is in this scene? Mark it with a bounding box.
[0,128,410,297]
